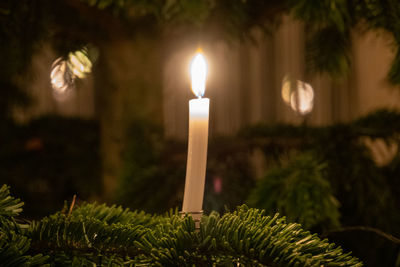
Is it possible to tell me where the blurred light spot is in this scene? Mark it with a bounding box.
[67,49,92,79]
[362,137,398,166]
[282,75,314,115]
[50,47,93,102]
[281,75,292,104]
[213,176,222,194]
[50,57,74,98]
[290,81,314,115]
[25,137,43,151]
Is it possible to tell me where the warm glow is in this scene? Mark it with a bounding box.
[282,75,314,115]
[50,48,93,102]
[190,51,208,98]
[281,75,292,104]
[290,81,314,115]
[50,58,70,93]
[67,50,92,78]
[50,57,75,101]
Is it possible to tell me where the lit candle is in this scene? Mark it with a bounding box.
[182,50,209,216]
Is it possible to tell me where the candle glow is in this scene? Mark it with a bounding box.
[190,51,208,98]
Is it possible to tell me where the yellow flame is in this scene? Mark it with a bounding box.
[190,50,208,97]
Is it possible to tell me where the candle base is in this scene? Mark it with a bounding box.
[179,210,203,230]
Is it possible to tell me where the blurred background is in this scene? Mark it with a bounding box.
[1,1,400,266]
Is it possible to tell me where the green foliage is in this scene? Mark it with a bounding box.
[289,0,352,76]
[353,107,400,136]
[28,201,361,266]
[241,109,400,236]
[305,25,350,77]
[0,184,23,224]
[118,109,400,237]
[29,211,149,264]
[0,185,363,266]
[290,0,400,83]
[315,127,394,232]
[0,185,47,266]
[247,153,340,230]
[79,0,285,39]
[135,206,361,266]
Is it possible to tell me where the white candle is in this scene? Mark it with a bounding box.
[182,51,209,214]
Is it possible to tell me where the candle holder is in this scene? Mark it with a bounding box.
[179,210,203,230]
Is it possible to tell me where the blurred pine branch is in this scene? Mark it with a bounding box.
[247,152,341,231]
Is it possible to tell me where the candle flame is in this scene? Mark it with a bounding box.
[190,50,208,98]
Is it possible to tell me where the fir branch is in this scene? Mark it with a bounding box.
[28,213,148,259]
[24,201,363,266]
[0,184,24,219]
[0,185,47,266]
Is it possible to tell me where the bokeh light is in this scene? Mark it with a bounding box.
[67,49,92,79]
[290,81,314,115]
[50,57,74,95]
[50,48,93,101]
[282,75,314,115]
[281,75,292,104]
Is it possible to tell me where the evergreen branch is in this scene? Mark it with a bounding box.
[0,184,24,218]
[28,213,148,259]
[0,184,363,266]
[0,231,48,267]
[70,202,159,226]
[0,184,48,266]
[200,206,360,266]
[246,152,340,230]
[134,205,362,266]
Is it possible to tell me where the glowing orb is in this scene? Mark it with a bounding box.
[290,81,314,115]
[50,57,73,93]
[50,47,93,101]
[67,49,92,79]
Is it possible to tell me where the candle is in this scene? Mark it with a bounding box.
[182,50,209,214]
